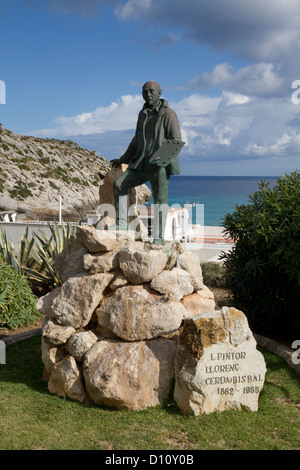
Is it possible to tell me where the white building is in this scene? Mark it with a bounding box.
[0,211,17,222]
[137,205,195,242]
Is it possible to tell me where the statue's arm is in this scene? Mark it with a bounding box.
[164,109,181,140]
[119,136,137,164]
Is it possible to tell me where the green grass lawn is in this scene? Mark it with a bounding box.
[0,335,299,450]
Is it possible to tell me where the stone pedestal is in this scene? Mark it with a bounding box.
[38,225,266,414]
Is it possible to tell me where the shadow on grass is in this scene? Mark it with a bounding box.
[1,335,47,392]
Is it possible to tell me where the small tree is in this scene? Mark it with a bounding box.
[220,171,300,339]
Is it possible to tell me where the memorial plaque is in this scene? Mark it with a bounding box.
[174,307,267,415]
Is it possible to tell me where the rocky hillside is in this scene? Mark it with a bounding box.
[0,125,115,220]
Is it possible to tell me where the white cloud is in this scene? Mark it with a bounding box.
[222,92,250,106]
[42,0,300,65]
[116,0,300,61]
[32,90,300,175]
[33,94,143,138]
[188,62,286,98]
[114,0,152,21]
[116,0,300,102]
[178,94,300,165]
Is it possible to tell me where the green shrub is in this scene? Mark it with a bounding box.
[49,180,59,190]
[201,262,227,288]
[8,180,33,200]
[18,163,31,171]
[71,177,81,184]
[0,257,41,329]
[0,178,4,193]
[220,171,300,338]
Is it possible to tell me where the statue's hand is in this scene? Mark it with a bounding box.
[110,158,121,168]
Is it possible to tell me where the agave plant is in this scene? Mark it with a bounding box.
[0,226,37,273]
[0,221,76,287]
[29,221,76,286]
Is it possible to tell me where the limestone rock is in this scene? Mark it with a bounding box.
[83,338,177,410]
[42,319,76,346]
[174,307,267,415]
[36,287,62,316]
[83,250,120,274]
[176,251,204,290]
[66,331,98,362]
[41,337,66,374]
[96,285,185,341]
[51,272,114,328]
[198,285,215,301]
[181,288,216,319]
[48,355,86,402]
[119,242,168,284]
[96,324,120,340]
[0,126,111,219]
[150,268,194,301]
[55,235,88,284]
[107,230,137,242]
[75,225,119,252]
[109,268,129,290]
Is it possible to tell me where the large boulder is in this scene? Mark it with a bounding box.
[54,236,88,283]
[66,331,99,362]
[48,355,86,403]
[96,285,185,341]
[51,272,114,328]
[36,287,62,316]
[174,307,267,415]
[83,249,120,274]
[75,225,119,252]
[119,242,169,284]
[42,318,76,346]
[41,337,66,375]
[150,268,194,301]
[83,338,177,411]
[176,251,204,291]
[181,287,216,319]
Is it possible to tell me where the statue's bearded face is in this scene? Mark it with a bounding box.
[142,82,161,107]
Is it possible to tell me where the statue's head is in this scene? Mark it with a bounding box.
[142,81,162,107]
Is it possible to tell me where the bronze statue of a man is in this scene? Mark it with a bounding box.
[111,81,184,242]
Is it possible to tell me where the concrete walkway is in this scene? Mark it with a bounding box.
[183,226,235,262]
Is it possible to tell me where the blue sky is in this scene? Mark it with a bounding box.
[1,0,300,175]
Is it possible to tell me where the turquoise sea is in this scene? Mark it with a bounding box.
[148,176,278,226]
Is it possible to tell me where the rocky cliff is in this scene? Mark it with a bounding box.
[0,125,150,220]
